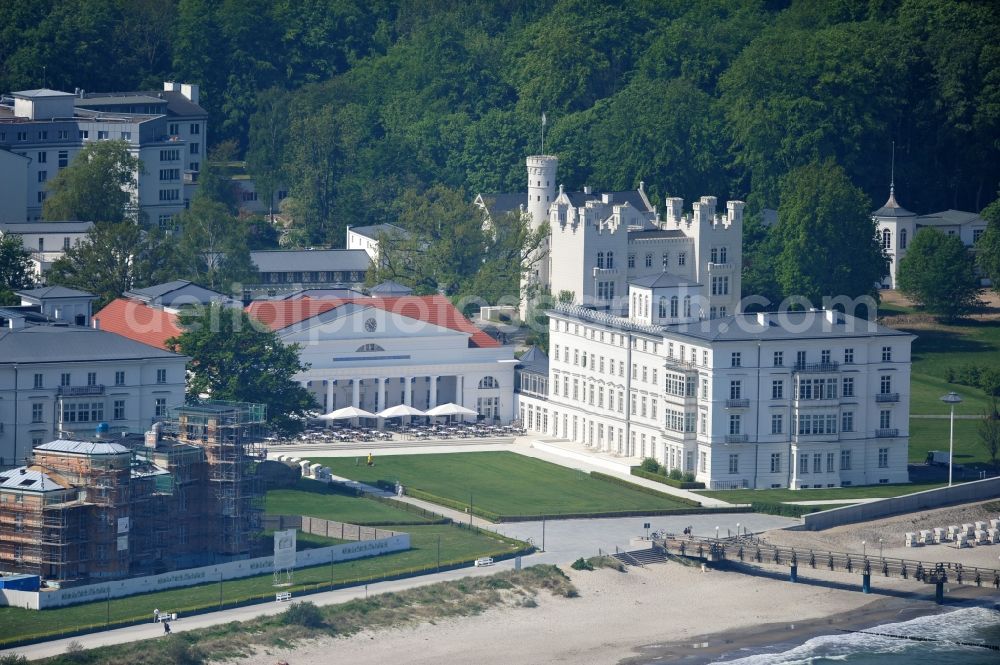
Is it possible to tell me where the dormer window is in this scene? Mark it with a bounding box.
[357,343,385,352]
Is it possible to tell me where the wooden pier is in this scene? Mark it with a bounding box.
[650,534,1000,604]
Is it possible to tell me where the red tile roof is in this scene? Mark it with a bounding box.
[93,299,183,350]
[246,295,499,349]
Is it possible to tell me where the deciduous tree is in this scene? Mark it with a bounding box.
[168,305,316,434]
[0,234,35,305]
[898,228,982,321]
[42,140,141,223]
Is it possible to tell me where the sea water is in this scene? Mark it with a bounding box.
[716,606,1000,665]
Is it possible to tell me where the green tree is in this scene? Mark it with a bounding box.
[898,228,982,321]
[46,221,163,309]
[463,211,547,307]
[42,140,141,223]
[773,160,888,307]
[976,196,1000,293]
[171,199,257,292]
[246,86,289,218]
[168,305,316,435]
[0,234,35,305]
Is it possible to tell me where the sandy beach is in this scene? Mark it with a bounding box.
[235,561,951,665]
[236,501,1000,665]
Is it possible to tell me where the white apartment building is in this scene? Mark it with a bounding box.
[0,312,188,466]
[873,185,990,288]
[0,221,93,279]
[0,148,28,223]
[346,224,409,264]
[516,302,914,490]
[0,82,206,226]
[477,155,742,319]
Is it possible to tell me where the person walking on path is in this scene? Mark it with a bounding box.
[153,608,159,622]
[163,621,171,635]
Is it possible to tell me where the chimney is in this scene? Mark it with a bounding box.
[756,312,769,326]
[145,422,162,449]
[665,197,683,225]
[163,81,180,93]
[583,185,591,195]
[180,83,199,105]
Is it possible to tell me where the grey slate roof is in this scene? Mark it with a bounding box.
[565,192,599,207]
[478,193,527,218]
[628,229,686,240]
[871,189,915,218]
[517,346,549,374]
[12,89,72,98]
[0,468,66,492]
[629,273,702,289]
[16,286,95,300]
[125,280,235,306]
[35,440,131,455]
[0,221,92,233]
[349,224,408,240]
[76,90,207,117]
[250,249,371,273]
[552,305,911,344]
[370,280,414,296]
[267,288,365,300]
[916,210,984,227]
[0,325,185,364]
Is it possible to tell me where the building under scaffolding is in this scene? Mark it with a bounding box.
[0,400,267,585]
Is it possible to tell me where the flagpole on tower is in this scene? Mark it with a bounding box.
[541,112,547,153]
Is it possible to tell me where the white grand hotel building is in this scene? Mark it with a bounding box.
[504,156,914,489]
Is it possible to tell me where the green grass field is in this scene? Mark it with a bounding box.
[316,451,693,517]
[266,489,435,524]
[908,417,991,465]
[696,482,946,504]
[900,319,999,416]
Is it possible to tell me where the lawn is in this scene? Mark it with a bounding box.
[266,488,435,524]
[908,417,993,466]
[316,451,694,517]
[696,482,947,504]
[897,318,1000,416]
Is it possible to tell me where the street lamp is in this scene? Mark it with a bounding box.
[862,540,866,558]
[715,526,720,540]
[940,392,962,487]
[879,538,884,559]
[736,522,741,539]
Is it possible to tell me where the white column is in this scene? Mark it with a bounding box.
[352,379,360,408]
[326,380,334,413]
[430,376,438,408]
[376,378,384,412]
[404,377,412,406]
[458,375,465,406]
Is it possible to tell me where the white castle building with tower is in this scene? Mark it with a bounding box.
[478,155,744,319]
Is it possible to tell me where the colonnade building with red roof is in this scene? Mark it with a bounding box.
[95,289,516,423]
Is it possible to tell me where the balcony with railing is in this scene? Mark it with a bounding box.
[725,434,749,443]
[592,267,620,277]
[875,428,899,438]
[793,361,840,373]
[875,393,900,403]
[57,384,105,397]
[725,398,750,408]
[707,262,733,272]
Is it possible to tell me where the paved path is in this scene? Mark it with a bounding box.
[784,498,885,506]
[911,414,982,419]
[0,513,797,662]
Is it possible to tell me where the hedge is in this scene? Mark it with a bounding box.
[589,472,701,506]
[630,467,706,490]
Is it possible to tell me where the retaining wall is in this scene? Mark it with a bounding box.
[803,477,1000,531]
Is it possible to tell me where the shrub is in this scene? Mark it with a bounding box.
[282,601,325,628]
[570,557,594,571]
[630,467,706,490]
[682,472,696,483]
[640,457,660,473]
[0,655,28,665]
[750,502,818,518]
[668,468,683,481]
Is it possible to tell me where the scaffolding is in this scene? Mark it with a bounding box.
[172,400,266,557]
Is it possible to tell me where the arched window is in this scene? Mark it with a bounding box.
[658,296,667,318]
[670,296,679,318]
[645,253,653,268]
[479,376,499,389]
[596,252,605,269]
[882,228,892,249]
[356,343,385,352]
[899,228,907,249]
[683,295,692,317]
[606,251,614,269]
[720,247,727,264]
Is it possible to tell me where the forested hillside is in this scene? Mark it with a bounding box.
[3,0,998,249]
